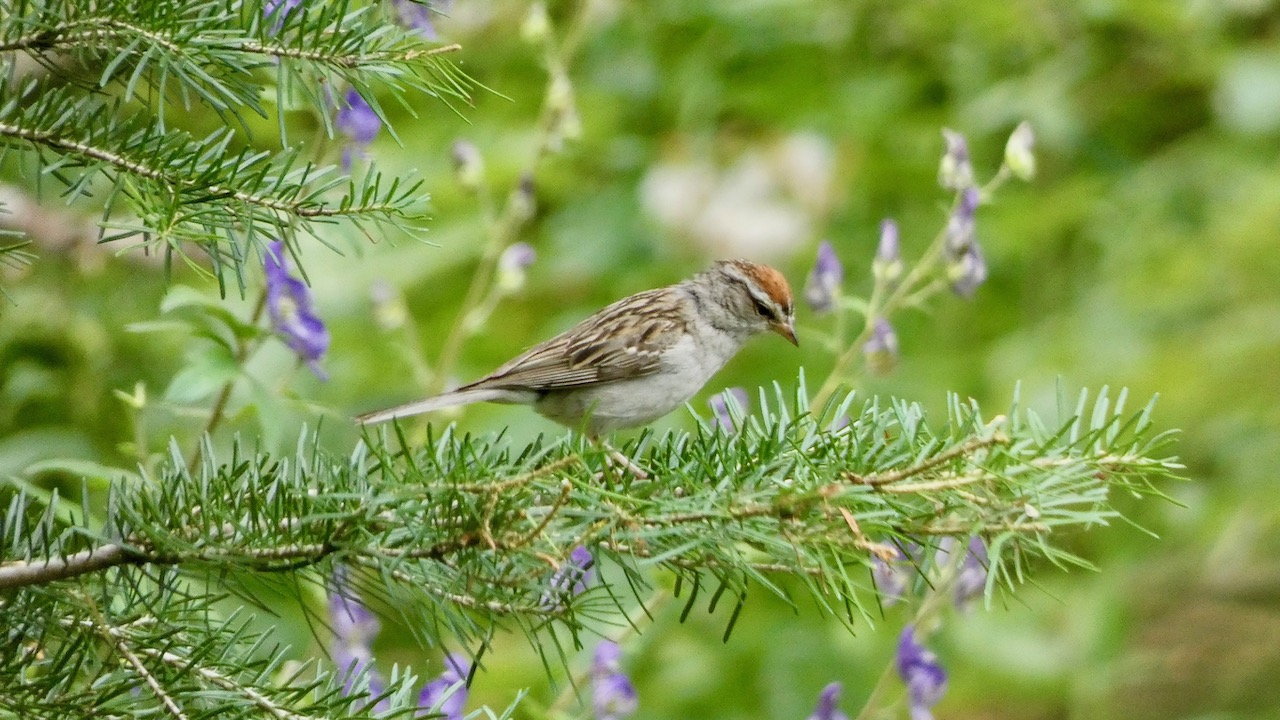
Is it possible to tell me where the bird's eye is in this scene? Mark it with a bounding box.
[752,298,772,318]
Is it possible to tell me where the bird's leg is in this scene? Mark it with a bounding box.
[590,436,649,481]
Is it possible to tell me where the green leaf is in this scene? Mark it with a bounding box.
[164,344,239,404]
[23,459,140,490]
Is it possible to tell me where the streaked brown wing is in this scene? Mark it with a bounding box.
[461,288,685,392]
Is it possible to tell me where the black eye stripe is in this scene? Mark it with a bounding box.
[721,266,781,320]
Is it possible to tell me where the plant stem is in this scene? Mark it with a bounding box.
[187,291,267,471]
[429,0,594,396]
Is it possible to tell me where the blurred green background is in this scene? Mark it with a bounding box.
[4,1,1280,718]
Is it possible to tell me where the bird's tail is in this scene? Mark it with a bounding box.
[355,388,513,425]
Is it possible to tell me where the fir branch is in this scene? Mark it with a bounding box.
[0,18,185,55]
[87,599,193,720]
[1,572,417,720]
[0,118,342,218]
[0,383,1180,720]
[852,433,1009,487]
[239,40,463,66]
[0,82,425,279]
[138,645,328,720]
[0,1,472,110]
[0,383,1181,626]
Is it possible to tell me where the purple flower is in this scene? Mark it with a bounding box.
[496,242,537,294]
[872,218,903,284]
[948,243,987,299]
[803,240,843,313]
[389,0,449,39]
[952,537,989,609]
[592,641,638,720]
[265,241,329,379]
[871,545,911,607]
[896,626,947,720]
[336,89,381,169]
[264,0,303,29]
[541,545,596,609]
[944,187,979,254]
[501,243,537,273]
[708,387,750,434]
[862,317,898,375]
[938,128,974,191]
[328,572,386,706]
[943,187,986,298]
[806,682,849,720]
[417,653,472,720]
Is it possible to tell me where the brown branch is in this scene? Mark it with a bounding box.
[238,41,463,65]
[514,480,572,548]
[0,19,182,54]
[351,556,545,616]
[0,544,136,590]
[915,521,1049,535]
[0,17,462,68]
[455,455,582,494]
[88,601,190,720]
[873,473,986,494]
[0,122,391,219]
[141,646,323,720]
[853,434,1009,487]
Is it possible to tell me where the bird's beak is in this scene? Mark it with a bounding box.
[773,319,799,346]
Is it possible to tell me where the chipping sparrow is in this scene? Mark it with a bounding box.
[356,260,797,435]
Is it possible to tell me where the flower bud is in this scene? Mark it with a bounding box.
[944,187,979,254]
[896,626,947,720]
[496,242,537,295]
[369,278,407,331]
[1004,120,1036,181]
[863,317,898,376]
[871,543,911,607]
[418,654,472,720]
[946,243,987,299]
[508,173,537,225]
[871,218,902,285]
[265,241,329,379]
[943,188,986,299]
[546,73,582,150]
[952,537,989,609]
[520,2,550,44]
[335,89,381,170]
[593,641,638,720]
[389,0,438,39]
[548,71,573,110]
[803,240,843,313]
[540,545,595,609]
[938,128,974,191]
[708,387,750,434]
[557,105,583,142]
[806,682,849,720]
[450,139,484,191]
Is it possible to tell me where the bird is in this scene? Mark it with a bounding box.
[356,259,797,436]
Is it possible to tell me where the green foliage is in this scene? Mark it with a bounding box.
[0,380,1179,717]
[0,569,460,720]
[6,0,1265,717]
[0,0,470,290]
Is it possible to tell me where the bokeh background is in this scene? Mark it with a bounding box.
[4,1,1280,718]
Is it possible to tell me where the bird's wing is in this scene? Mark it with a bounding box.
[461,288,686,392]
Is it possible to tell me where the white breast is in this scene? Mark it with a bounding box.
[534,328,744,434]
